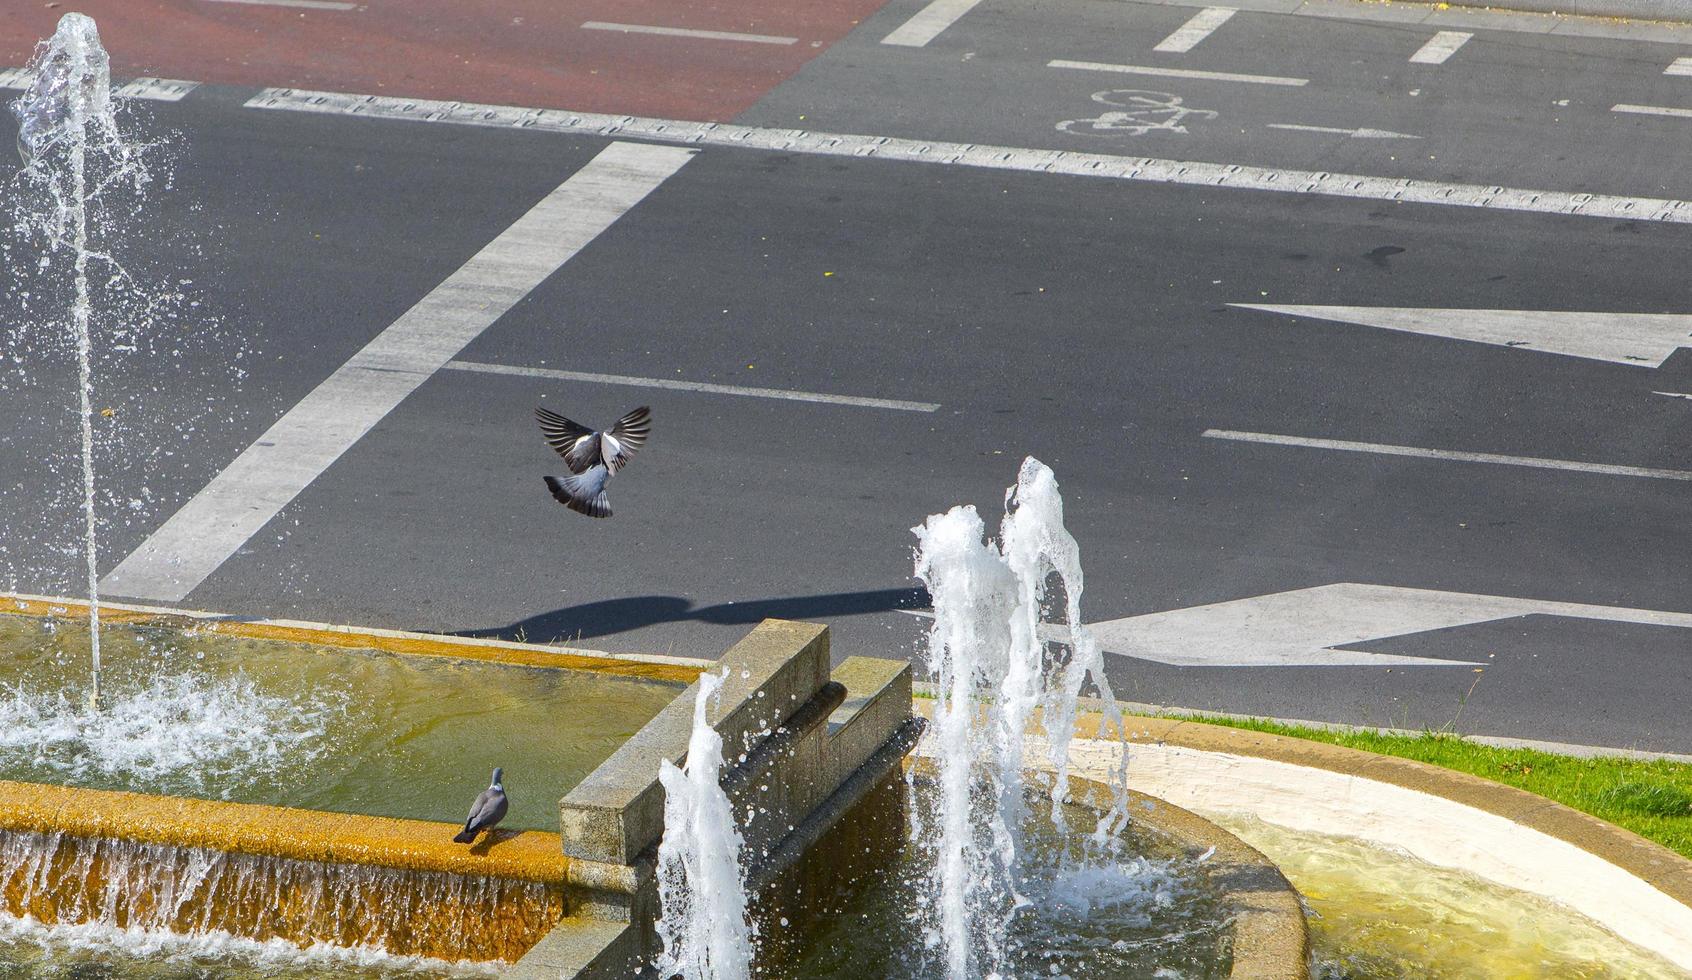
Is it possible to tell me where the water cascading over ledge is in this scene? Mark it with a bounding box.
[0,776,568,963]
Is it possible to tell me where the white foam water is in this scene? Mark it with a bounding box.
[653,668,755,980]
[911,457,1133,979]
[0,671,346,793]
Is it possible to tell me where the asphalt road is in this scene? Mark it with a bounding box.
[3,0,1692,752]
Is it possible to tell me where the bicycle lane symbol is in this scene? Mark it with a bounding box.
[1057,90,1218,136]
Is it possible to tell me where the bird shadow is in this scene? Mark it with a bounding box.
[448,588,930,645]
[468,828,525,856]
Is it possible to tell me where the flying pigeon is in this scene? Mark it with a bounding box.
[536,405,651,518]
[454,767,509,844]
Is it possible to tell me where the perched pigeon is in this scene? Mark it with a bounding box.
[454,767,509,844]
[536,405,651,518]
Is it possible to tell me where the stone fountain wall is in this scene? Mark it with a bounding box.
[509,619,920,979]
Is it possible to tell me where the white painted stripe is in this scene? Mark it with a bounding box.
[580,21,797,45]
[99,142,694,602]
[1652,390,1692,400]
[1049,58,1307,87]
[1409,30,1472,65]
[0,71,199,102]
[445,360,941,412]
[1613,103,1692,119]
[1154,7,1236,53]
[200,0,359,9]
[244,88,1692,224]
[113,78,201,102]
[1667,57,1692,76]
[1204,428,1692,482]
[882,0,984,47]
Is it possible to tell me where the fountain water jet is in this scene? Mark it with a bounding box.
[10,13,143,710]
[653,668,756,980]
[911,456,1131,979]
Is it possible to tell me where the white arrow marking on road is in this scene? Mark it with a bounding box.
[903,584,1692,667]
[1266,123,1421,140]
[1233,305,1692,366]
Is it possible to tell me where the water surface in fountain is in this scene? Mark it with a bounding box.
[767,780,1230,979]
[1215,814,1691,979]
[0,614,680,828]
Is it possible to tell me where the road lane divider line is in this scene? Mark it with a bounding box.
[1613,103,1692,119]
[1154,7,1236,53]
[882,0,984,47]
[243,87,1692,224]
[444,360,941,413]
[1409,31,1472,65]
[98,142,695,603]
[1049,58,1307,86]
[1204,428,1692,482]
[581,21,798,45]
[0,70,200,102]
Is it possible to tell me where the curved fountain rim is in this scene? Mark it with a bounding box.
[1096,712,1692,912]
[0,591,710,682]
[902,755,1310,980]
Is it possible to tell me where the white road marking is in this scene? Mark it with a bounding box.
[1153,7,1236,53]
[444,360,941,413]
[882,0,984,47]
[1667,57,1692,76]
[1613,103,1692,119]
[0,71,199,102]
[1652,390,1692,400]
[910,583,1692,667]
[200,0,359,9]
[245,88,1692,224]
[1233,304,1692,366]
[99,142,695,602]
[1050,58,1307,87]
[581,21,797,45]
[113,78,201,102]
[1266,123,1419,139]
[1409,30,1473,65]
[1204,428,1692,482]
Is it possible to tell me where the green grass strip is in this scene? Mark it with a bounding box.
[1170,714,1692,860]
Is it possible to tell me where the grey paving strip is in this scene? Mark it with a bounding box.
[444,360,942,413]
[245,88,1692,224]
[1106,0,1692,43]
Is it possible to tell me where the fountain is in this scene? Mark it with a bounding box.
[9,12,136,709]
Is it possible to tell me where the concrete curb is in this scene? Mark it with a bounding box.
[1431,0,1692,24]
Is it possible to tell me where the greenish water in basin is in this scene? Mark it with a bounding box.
[0,614,683,831]
[1211,814,1692,980]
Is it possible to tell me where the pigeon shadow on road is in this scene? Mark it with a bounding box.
[448,588,931,644]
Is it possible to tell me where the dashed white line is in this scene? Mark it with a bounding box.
[1267,123,1419,139]
[581,21,797,46]
[1154,7,1236,53]
[199,0,359,9]
[1613,103,1692,119]
[444,361,941,413]
[1204,428,1692,482]
[882,0,985,47]
[1667,57,1692,76]
[244,88,1692,224]
[1049,58,1308,87]
[1409,31,1473,65]
[0,71,198,102]
[99,142,695,603]
[113,78,201,102]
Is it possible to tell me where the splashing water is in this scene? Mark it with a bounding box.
[911,456,1131,980]
[8,14,143,708]
[654,668,755,980]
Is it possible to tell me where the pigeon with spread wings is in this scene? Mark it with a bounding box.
[535,405,651,518]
